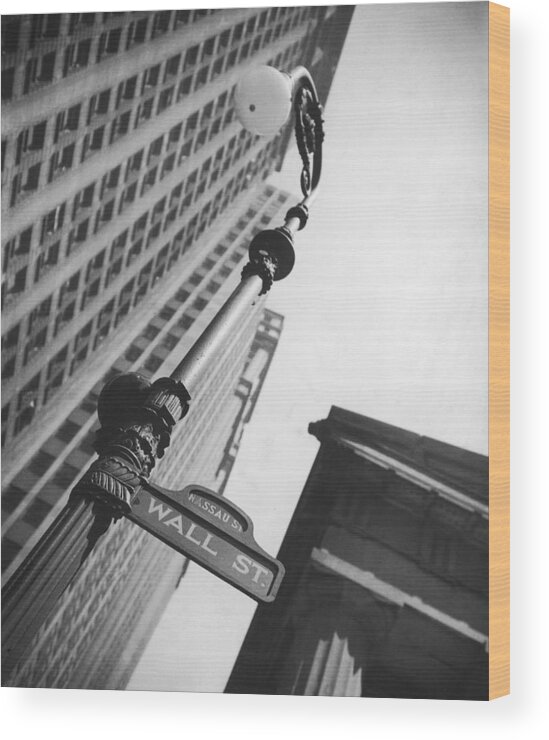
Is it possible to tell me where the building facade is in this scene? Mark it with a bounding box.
[214,307,284,495]
[226,407,489,699]
[1,7,353,688]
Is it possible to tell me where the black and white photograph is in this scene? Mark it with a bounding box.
[2,1,496,700]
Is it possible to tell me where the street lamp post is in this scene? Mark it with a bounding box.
[1,66,324,684]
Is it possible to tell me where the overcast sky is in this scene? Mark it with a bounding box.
[128,1,488,693]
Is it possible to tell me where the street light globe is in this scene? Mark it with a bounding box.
[234,66,292,137]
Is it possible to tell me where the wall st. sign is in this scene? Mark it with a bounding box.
[127,483,285,602]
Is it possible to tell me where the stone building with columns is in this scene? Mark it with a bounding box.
[226,407,488,699]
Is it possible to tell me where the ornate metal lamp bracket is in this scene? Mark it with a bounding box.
[72,373,191,517]
[294,82,324,199]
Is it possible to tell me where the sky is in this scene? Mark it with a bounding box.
[128,2,488,693]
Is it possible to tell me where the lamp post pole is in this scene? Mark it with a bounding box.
[1,66,324,685]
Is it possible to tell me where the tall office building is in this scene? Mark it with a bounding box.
[214,307,284,495]
[1,8,352,688]
[227,407,489,699]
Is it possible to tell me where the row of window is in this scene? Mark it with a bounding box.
[1,140,284,447]
[2,91,244,305]
[2,25,304,303]
[2,130,282,391]
[1,6,311,102]
[5,27,302,213]
[0,9,218,99]
[1,12,195,57]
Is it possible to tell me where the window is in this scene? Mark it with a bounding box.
[175,8,192,25]
[125,239,142,267]
[125,146,142,172]
[48,143,75,181]
[15,227,32,259]
[138,262,152,285]
[23,327,47,365]
[94,199,115,231]
[105,256,122,286]
[134,97,154,126]
[16,120,47,164]
[211,57,224,80]
[147,222,161,247]
[58,272,80,307]
[131,216,148,244]
[72,183,95,218]
[151,11,171,38]
[54,104,80,143]
[81,125,105,160]
[160,153,175,180]
[74,321,92,353]
[1,67,15,101]
[111,229,128,259]
[201,102,214,126]
[97,27,122,61]
[96,298,114,336]
[66,219,89,255]
[34,241,59,281]
[170,184,183,208]
[147,136,164,164]
[141,167,157,196]
[63,38,91,75]
[226,49,238,71]
[2,16,21,55]
[110,111,131,143]
[152,197,166,223]
[23,52,56,93]
[126,17,148,48]
[57,420,81,444]
[68,13,95,33]
[177,75,192,101]
[2,355,16,380]
[167,123,182,150]
[116,76,137,108]
[118,182,137,212]
[143,354,162,374]
[13,163,41,202]
[29,14,61,45]
[246,16,257,35]
[2,325,20,352]
[41,204,65,243]
[185,113,199,140]
[178,315,194,331]
[218,29,231,51]
[51,463,79,490]
[164,54,181,81]
[157,86,174,114]
[201,36,216,62]
[87,89,110,123]
[195,66,209,90]
[14,374,41,435]
[86,250,105,281]
[22,497,53,527]
[80,276,101,309]
[142,64,160,92]
[184,45,199,71]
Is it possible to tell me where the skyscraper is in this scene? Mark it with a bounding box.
[2,7,352,688]
[227,407,488,699]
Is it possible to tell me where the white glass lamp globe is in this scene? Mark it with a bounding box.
[234,66,292,137]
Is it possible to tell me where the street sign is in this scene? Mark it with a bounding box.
[127,482,285,603]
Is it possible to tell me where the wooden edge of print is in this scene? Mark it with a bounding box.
[488,2,510,700]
